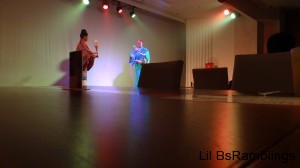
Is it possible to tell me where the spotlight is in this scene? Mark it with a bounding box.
[102,4,109,10]
[230,13,236,19]
[223,9,230,16]
[230,12,239,19]
[102,1,109,10]
[116,2,123,14]
[117,7,123,14]
[83,0,89,5]
[130,7,136,18]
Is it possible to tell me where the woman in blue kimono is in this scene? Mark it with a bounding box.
[129,40,150,87]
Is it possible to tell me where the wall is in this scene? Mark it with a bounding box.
[0,0,185,87]
[284,8,300,47]
[262,20,280,53]
[234,13,257,55]
[214,12,257,81]
[212,15,235,81]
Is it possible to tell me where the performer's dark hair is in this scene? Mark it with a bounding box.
[80,29,88,38]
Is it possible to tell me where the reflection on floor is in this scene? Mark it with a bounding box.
[168,89,300,106]
[0,86,299,168]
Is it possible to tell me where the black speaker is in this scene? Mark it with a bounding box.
[69,51,82,89]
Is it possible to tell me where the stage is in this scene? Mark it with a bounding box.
[0,86,299,168]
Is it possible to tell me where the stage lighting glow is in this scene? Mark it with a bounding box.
[117,8,123,14]
[224,9,230,16]
[83,0,89,5]
[130,12,136,18]
[116,2,123,14]
[103,4,109,10]
[230,13,236,19]
[102,1,109,10]
[130,7,136,18]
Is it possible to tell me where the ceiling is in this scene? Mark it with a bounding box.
[132,0,223,18]
[119,0,300,22]
[261,0,300,7]
[119,0,223,22]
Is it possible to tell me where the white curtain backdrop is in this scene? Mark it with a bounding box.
[186,18,213,87]
[0,0,185,87]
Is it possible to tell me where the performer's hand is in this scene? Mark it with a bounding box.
[92,52,98,58]
[94,40,99,51]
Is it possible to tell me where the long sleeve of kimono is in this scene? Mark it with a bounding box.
[76,40,93,59]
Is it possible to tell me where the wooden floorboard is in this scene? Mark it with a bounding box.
[0,87,299,168]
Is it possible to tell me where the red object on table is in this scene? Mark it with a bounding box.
[205,62,214,69]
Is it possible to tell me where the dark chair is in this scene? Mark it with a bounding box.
[231,52,293,93]
[192,68,229,90]
[138,60,184,89]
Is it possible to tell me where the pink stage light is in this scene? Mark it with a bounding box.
[102,4,109,10]
[224,9,230,16]
[117,8,123,14]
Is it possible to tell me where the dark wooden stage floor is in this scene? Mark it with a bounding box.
[0,87,299,168]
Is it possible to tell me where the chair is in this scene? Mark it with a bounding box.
[192,68,229,90]
[231,52,293,93]
[138,60,184,89]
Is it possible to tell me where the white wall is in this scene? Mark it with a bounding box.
[214,13,257,81]
[0,0,185,87]
[212,17,235,81]
[186,18,214,87]
[234,13,257,55]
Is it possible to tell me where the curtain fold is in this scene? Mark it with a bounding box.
[186,18,213,87]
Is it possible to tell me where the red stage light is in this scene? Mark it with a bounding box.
[205,62,214,69]
[116,2,123,14]
[102,4,109,10]
[224,9,230,16]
